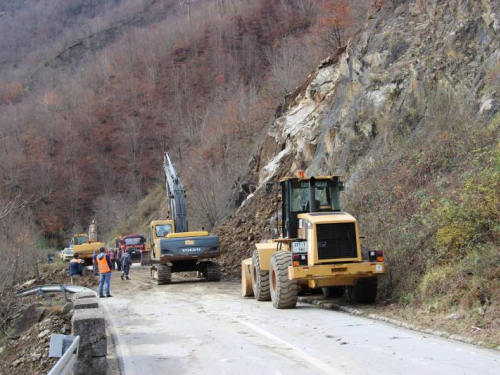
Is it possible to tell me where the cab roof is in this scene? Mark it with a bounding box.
[279,175,343,182]
[150,220,174,225]
[124,233,144,238]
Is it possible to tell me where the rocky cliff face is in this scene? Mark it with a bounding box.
[256,0,499,185]
[219,0,500,301]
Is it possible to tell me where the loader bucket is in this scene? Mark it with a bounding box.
[241,258,254,297]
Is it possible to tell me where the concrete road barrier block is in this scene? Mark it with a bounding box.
[74,297,99,310]
[74,356,108,375]
[72,308,107,357]
[73,291,96,300]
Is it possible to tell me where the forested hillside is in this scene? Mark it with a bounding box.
[0,0,369,245]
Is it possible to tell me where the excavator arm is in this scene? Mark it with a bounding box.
[164,152,188,233]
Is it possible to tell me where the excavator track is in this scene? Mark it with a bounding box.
[204,262,221,281]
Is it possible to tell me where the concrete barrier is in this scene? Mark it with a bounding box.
[74,291,96,300]
[74,298,99,310]
[71,300,108,374]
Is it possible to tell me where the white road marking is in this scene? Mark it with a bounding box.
[233,316,347,375]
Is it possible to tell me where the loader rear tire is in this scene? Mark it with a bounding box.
[157,264,172,285]
[322,286,344,298]
[251,250,270,301]
[270,252,297,309]
[205,262,221,281]
[347,278,377,303]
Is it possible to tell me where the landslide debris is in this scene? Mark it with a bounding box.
[0,264,97,374]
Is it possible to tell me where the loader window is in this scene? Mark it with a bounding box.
[155,224,173,237]
[291,182,309,212]
[290,180,341,212]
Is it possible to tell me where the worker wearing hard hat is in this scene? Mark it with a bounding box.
[97,247,113,298]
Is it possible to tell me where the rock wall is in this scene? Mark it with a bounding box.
[219,0,500,277]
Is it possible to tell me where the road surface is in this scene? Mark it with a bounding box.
[101,266,500,375]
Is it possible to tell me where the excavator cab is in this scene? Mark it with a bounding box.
[73,234,89,245]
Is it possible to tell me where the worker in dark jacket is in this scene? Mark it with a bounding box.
[121,250,132,280]
[69,253,84,285]
[97,247,113,298]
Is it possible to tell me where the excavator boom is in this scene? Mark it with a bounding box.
[164,152,188,233]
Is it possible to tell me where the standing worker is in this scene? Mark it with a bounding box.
[121,250,132,281]
[109,248,116,270]
[69,253,84,285]
[115,247,122,271]
[97,247,113,298]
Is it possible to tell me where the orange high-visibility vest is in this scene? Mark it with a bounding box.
[97,255,111,274]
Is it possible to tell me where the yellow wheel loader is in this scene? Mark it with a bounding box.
[242,173,386,309]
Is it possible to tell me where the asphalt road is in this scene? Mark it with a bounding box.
[101,265,500,375]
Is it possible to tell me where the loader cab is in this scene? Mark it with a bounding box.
[281,176,344,239]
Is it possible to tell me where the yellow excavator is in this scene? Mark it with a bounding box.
[144,153,221,284]
[71,221,107,267]
[242,172,386,308]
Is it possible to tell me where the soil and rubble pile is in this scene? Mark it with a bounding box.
[0,265,98,374]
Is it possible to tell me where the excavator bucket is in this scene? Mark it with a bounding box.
[141,251,152,266]
[241,258,254,297]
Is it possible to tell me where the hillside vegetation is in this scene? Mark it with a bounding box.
[1,0,364,243]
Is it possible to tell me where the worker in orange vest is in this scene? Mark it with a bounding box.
[97,247,113,298]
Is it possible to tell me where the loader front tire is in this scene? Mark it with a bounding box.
[347,278,377,303]
[251,250,270,301]
[270,252,297,309]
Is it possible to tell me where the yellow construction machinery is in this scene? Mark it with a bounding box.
[71,233,106,267]
[242,172,386,308]
[146,153,221,284]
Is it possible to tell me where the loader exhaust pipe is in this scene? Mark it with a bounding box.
[309,177,316,213]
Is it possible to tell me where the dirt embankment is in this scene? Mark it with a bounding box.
[0,264,97,374]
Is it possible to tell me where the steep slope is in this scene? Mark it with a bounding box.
[218,0,500,340]
[0,0,325,243]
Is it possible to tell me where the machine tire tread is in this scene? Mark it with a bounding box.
[322,286,344,298]
[252,251,271,301]
[270,252,298,309]
[347,278,377,303]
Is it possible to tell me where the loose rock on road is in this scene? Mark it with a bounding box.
[101,266,500,375]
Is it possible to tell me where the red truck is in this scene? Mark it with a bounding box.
[123,234,146,263]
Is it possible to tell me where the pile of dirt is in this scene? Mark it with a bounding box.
[216,184,284,279]
[0,263,98,373]
[0,298,72,375]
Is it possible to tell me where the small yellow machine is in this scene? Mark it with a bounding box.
[242,173,386,308]
[72,234,106,267]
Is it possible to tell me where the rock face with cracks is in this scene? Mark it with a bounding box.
[218,0,500,278]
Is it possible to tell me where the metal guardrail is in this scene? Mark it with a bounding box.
[48,335,80,375]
